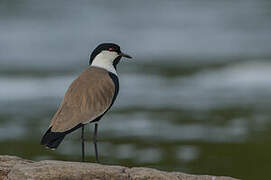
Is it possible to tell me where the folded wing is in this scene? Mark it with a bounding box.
[50,66,115,132]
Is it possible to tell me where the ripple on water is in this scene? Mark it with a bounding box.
[120,60,271,110]
[1,60,271,110]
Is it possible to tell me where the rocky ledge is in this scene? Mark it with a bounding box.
[0,155,238,180]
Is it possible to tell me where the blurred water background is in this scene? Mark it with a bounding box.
[1,0,271,179]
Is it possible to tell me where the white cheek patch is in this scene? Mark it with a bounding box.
[91,51,119,75]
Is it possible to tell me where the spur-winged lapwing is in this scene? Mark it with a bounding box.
[41,43,132,162]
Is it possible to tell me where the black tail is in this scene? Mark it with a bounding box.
[41,127,66,149]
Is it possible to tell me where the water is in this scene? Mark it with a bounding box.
[1,0,271,179]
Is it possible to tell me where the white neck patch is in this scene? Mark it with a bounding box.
[90,50,119,75]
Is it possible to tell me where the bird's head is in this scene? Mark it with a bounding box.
[89,43,132,70]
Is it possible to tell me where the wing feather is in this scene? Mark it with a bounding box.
[50,67,115,132]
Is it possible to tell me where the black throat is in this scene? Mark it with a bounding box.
[113,56,121,69]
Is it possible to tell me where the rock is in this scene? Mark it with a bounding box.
[127,168,237,180]
[0,156,33,180]
[0,155,239,180]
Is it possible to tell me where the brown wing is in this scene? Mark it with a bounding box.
[50,66,115,132]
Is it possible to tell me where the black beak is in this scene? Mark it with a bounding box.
[119,52,132,59]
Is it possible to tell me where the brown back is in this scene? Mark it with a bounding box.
[50,66,115,132]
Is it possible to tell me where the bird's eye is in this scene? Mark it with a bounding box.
[108,48,114,51]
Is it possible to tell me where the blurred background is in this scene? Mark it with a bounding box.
[0,0,271,179]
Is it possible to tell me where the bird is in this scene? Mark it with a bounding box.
[41,43,132,162]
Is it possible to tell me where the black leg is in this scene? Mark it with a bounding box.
[93,123,99,163]
[81,125,85,162]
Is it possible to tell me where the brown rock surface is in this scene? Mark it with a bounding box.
[0,155,239,180]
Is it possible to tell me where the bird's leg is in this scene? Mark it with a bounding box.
[81,125,85,162]
[93,123,99,163]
